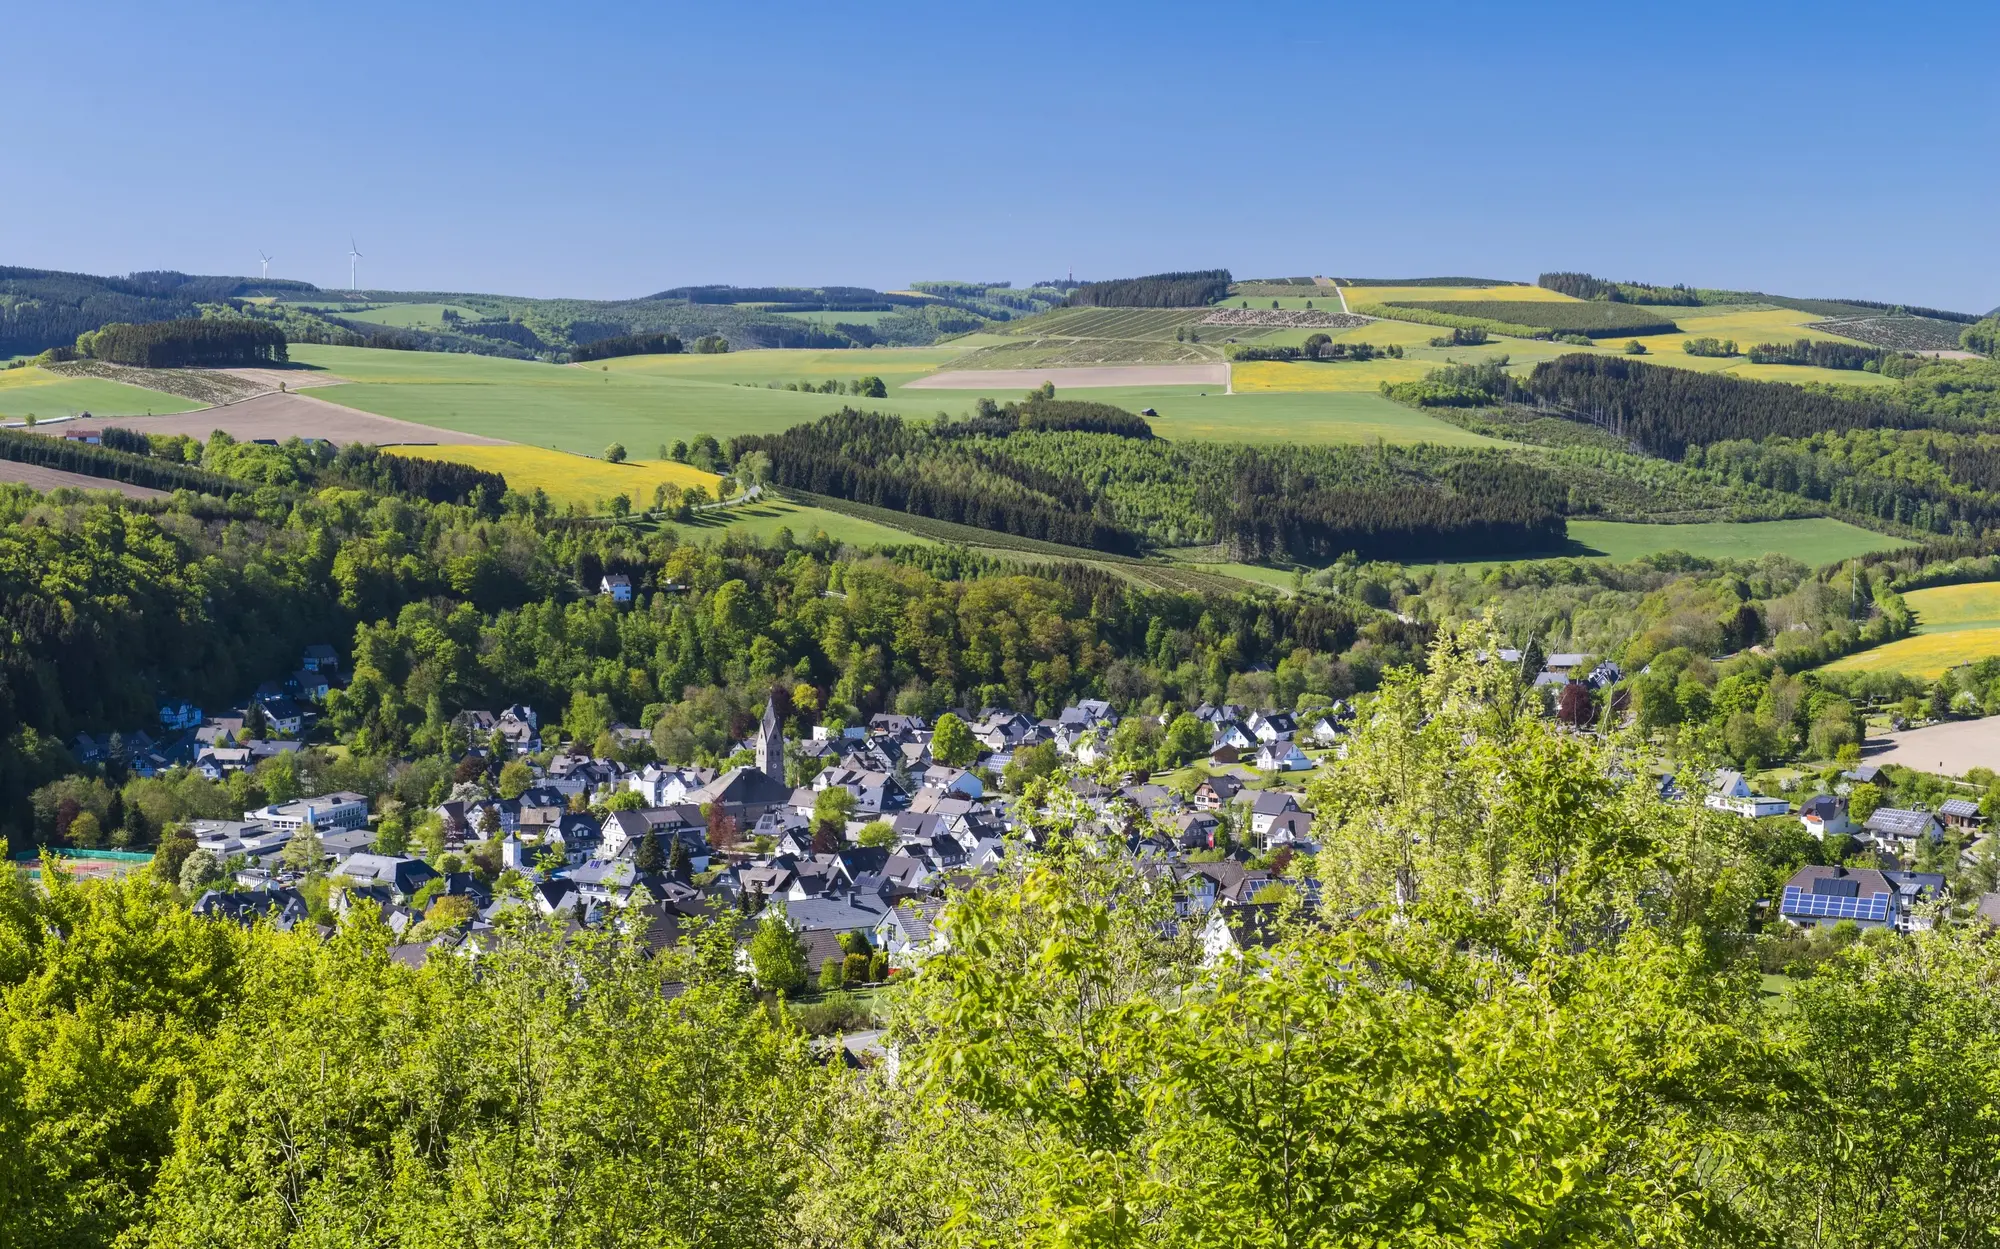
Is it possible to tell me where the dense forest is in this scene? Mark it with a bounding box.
[1521,355,1917,457]
[730,410,1143,553]
[735,400,1582,563]
[1205,451,1566,563]
[571,330,684,362]
[1064,270,1232,308]
[1537,271,1705,305]
[0,266,315,356]
[77,317,288,367]
[1746,338,1900,370]
[1965,315,2000,356]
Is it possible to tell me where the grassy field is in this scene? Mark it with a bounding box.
[1596,305,1896,385]
[1824,583,2000,678]
[381,444,721,511]
[685,495,939,548]
[1418,518,1908,572]
[291,344,1493,451]
[1051,386,1503,447]
[295,345,985,453]
[602,346,960,387]
[1338,284,1566,305]
[1567,518,1906,565]
[0,366,204,419]
[948,306,1288,369]
[772,309,898,326]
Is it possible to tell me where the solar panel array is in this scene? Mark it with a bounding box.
[1782,886,1890,922]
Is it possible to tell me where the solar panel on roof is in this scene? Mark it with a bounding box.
[1782,886,1889,921]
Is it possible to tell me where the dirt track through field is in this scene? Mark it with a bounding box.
[82,391,508,446]
[0,461,169,499]
[907,363,1231,390]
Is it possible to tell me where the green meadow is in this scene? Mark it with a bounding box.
[290,345,1493,452]
[286,302,481,328]
[1416,518,1908,573]
[0,367,203,419]
[686,495,939,549]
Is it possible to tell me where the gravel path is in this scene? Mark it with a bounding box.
[906,363,1231,390]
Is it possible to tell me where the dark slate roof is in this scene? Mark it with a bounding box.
[1865,808,1941,840]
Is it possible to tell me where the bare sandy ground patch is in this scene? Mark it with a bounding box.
[214,366,349,391]
[0,461,168,499]
[907,364,1230,390]
[85,391,507,446]
[1861,717,2000,778]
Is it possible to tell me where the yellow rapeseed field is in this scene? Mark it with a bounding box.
[1232,358,1437,393]
[1823,628,2000,680]
[1824,583,2000,678]
[383,444,721,511]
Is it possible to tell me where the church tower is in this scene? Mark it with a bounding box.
[755,696,784,783]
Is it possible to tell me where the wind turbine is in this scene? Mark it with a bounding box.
[347,237,363,292]
[258,251,272,280]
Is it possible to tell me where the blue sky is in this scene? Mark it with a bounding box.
[7,1,1996,311]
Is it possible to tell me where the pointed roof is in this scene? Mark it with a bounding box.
[761,696,781,737]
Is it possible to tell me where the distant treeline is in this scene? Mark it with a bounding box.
[1537,272,1704,306]
[0,428,244,495]
[1065,270,1232,309]
[1335,277,1516,287]
[941,395,1155,440]
[1523,355,1915,458]
[1382,300,1678,339]
[1963,317,1999,357]
[1226,340,1402,363]
[374,453,507,512]
[453,320,545,350]
[649,285,928,307]
[733,410,1143,553]
[0,266,316,356]
[1204,451,1567,564]
[77,318,287,368]
[1746,338,1899,370]
[1826,298,1982,325]
[572,331,684,362]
